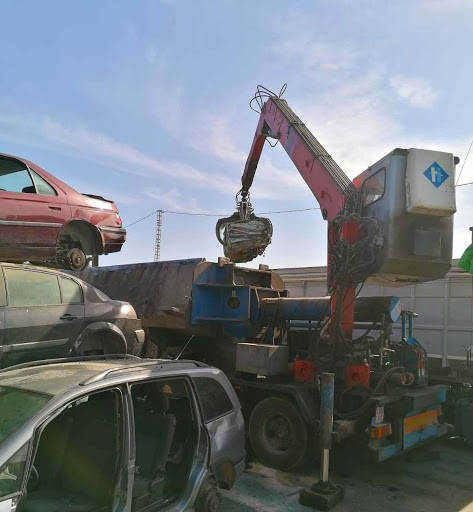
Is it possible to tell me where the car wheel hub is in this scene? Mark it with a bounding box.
[203,488,221,512]
[66,248,86,271]
[264,413,293,452]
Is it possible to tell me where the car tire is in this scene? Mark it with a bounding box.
[249,397,309,471]
[77,331,125,356]
[195,477,221,512]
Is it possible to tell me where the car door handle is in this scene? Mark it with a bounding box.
[49,206,62,211]
[60,314,78,321]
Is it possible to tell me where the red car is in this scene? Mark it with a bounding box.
[0,153,126,270]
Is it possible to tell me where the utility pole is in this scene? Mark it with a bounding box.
[154,209,163,262]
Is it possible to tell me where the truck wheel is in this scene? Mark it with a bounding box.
[249,397,308,471]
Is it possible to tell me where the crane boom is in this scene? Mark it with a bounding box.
[235,90,365,340]
[241,95,361,220]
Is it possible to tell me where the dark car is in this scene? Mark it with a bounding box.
[0,153,126,270]
[0,356,245,512]
[0,263,145,368]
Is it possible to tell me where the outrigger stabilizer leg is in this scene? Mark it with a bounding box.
[300,373,344,510]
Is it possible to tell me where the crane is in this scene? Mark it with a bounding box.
[217,85,380,349]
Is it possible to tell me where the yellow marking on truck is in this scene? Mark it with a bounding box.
[404,409,438,434]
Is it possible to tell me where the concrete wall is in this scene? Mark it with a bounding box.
[276,261,473,367]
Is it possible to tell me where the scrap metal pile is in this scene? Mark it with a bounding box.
[215,192,273,263]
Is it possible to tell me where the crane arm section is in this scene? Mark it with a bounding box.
[238,93,365,340]
[241,96,360,221]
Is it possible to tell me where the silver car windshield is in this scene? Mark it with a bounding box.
[0,386,51,447]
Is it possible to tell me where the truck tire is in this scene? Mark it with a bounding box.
[249,396,308,471]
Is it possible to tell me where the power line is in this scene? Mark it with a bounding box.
[124,177,473,229]
[124,207,321,228]
[455,180,473,188]
[456,139,473,185]
[259,207,320,214]
[125,211,160,228]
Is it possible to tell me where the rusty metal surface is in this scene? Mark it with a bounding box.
[72,259,204,329]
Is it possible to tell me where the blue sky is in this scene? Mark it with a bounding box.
[1,0,473,269]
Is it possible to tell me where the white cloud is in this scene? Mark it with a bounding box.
[191,113,247,163]
[145,43,159,64]
[289,71,401,176]
[0,112,239,195]
[150,87,247,164]
[422,0,473,11]
[390,76,439,108]
[145,187,211,213]
[250,156,313,200]
[271,24,360,72]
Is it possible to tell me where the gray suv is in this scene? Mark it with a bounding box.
[0,263,145,368]
[0,356,245,512]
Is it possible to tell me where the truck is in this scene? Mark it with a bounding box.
[74,85,459,470]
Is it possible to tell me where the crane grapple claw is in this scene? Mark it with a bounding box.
[216,213,273,263]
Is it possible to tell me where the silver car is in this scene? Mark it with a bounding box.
[0,356,245,512]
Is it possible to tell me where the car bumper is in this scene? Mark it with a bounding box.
[118,318,145,356]
[99,227,127,254]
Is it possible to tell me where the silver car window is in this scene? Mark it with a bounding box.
[0,442,29,499]
[193,377,233,423]
[0,387,51,447]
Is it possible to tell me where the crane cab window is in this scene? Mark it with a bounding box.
[361,168,386,206]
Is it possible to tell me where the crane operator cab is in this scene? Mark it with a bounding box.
[353,147,457,285]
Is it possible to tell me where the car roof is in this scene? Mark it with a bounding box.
[0,262,79,279]
[0,262,116,302]
[0,358,207,396]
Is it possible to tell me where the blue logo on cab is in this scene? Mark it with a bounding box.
[423,162,449,188]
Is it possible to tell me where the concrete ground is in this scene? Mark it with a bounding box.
[220,439,473,512]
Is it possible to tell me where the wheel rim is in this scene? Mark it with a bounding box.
[204,489,220,512]
[261,411,294,454]
[67,248,85,270]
